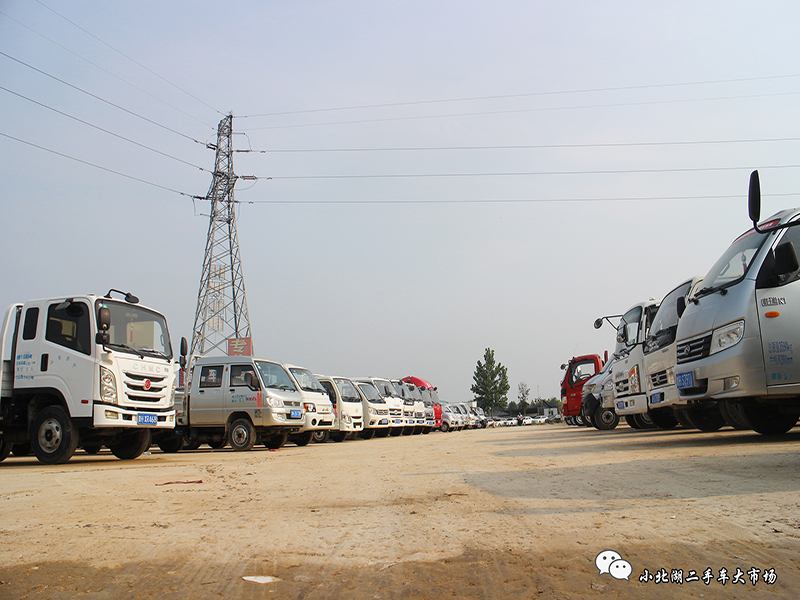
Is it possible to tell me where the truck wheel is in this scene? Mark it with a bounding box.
[312,430,330,444]
[360,429,376,440]
[719,402,752,430]
[741,403,800,435]
[375,428,391,438]
[11,444,31,456]
[673,408,695,429]
[649,408,678,430]
[82,444,102,455]
[291,431,313,447]
[685,405,727,432]
[157,436,185,453]
[330,432,347,443]
[441,422,450,433]
[633,413,657,429]
[32,405,80,465]
[183,439,201,451]
[109,429,151,460]
[229,419,257,452]
[390,427,404,436]
[207,439,227,449]
[0,440,12,462]
[264,432,288,449]
[593,406,619,430]
[624,415,641,429]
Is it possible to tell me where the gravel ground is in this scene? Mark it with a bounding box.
[1,422,799,599]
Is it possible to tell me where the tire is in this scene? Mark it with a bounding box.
[422,427,431,434]
[229,419,257,452]
[312,430,330,444]
[673,408,695,429]
[593,405,619,430]
[441,422,450,433]
[625,415,641,429]
[402,427,414,436]
[157,436,185,454]
[11,444,31,456]
[566,416,574,426]
[109,429,151,460]
[32,405,80,465]
[741,403,800,435]
[330,432,347,443]
[207,439,227,449]
[719,402,752,430]
[359,429,376,440]
[633,413,657,429]
[264,432,288,449]
[648,408,678,430]
[291,431,314,447]
[684,405,727,432]
[375,428,391,438]
[0,440,12,462]
[183,439,201,451]
[82,444,102,455]
[389,427,404,436]
[574,415,585,426]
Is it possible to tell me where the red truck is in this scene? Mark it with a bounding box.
[560,354,605,426]
[402,376,441,431]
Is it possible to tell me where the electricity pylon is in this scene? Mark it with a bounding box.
[190,114,252,358]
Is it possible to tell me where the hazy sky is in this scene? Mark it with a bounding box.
[2,1,800,402]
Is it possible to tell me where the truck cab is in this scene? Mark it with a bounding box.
[674,172,800,434]
[316,375,364,442]
[581,357,618,430]
[353,379,391,438]
[1,292,182,464]
[285,365,335,445]
[560,354,603,426]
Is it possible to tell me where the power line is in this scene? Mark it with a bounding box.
[237,74,800,118]
[0,85,211,174]
[239,90,800,131]
[34,0,223,117]
[0,50,207,146]
[252,164,800,181]
[234,136,800,154]
[0,8,215,130]
[0,131,203,199]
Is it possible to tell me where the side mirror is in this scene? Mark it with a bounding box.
[560,363,567,370]
[677,296,686,319]
[244,371,260,391]
[748,170,761,227]
[593,318,604,330]
[179,337,188,369]
[95,307,110,344]
[773,241,799,277]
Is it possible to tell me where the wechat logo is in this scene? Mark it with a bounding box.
[595,549,632,581]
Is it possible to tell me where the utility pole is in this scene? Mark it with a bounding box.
[190,114,252,358]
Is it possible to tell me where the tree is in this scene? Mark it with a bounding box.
[471,347,510,417]
[518,382,530,414]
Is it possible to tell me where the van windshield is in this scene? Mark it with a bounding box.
[255,361,296,391]
[289,368,326,393]
[698,228,768,295]
[357,382,384,403]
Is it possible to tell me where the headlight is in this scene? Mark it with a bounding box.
[342,412,352,424]
[369,407,378,415]
[603,381,614,391]
[303,403,316,413]
[667,367,675,385]
[710,320,745,355]
[628,365,640,394]
[266,396,284,408]
[100,366,117,404]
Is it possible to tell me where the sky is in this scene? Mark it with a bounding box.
[1,1,800,403]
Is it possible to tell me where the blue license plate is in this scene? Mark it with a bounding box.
[138,413,158,425]
[650,392,663,405]
[379,418,388,425]
[290,409,301,419]
[675,372,694,389]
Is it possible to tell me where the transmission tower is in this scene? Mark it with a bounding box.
[190,114,252,358]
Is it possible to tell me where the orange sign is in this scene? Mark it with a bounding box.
[227,337,253,356]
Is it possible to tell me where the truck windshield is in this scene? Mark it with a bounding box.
[615,306,643,353]
[357,382,384,403]
[645,280,693,354]
[698,228,768,295]
[96,299,172,359]
[333,378,361,402]
[255,361,297,391]
[289,368,326,393]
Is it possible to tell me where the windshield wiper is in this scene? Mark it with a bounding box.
[138,347,169,360]
[695,285,728,299]
[267,384,296,391]
[105,343,144,358]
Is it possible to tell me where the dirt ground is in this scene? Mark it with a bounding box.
[1,422,799,599]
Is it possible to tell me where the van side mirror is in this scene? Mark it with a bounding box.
[677,296,686,319]
[95,307,110,344]
[244,371,260,391]
[748,170,761,227]
[773,241,799,277]
[179,337,188,369]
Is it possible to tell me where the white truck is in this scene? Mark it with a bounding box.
[284,365,335,446]
[674,171,800,435]
[154,356,306,452]
[353,379,392,438]
[356,377,400,437]
[316,375,365,442]
[0,291,183,464]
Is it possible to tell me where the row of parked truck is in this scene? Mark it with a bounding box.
[561,171,800,436]
[0,291,490,464]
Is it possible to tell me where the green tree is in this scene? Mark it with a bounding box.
[518,382,530,414]
[471,347,510,417]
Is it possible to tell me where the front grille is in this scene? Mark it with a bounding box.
[650,370,668,388]
[123,372,168,405]
[676,335,712,364]
[377,409,389,415]
[389,408,402,416]
[285,400,301,407]
[615,380,629,395]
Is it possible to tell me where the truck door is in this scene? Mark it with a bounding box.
[226,364,261,418]
[193,364,225,424]
[756,225,800,392]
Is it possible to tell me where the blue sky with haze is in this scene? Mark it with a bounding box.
[2,1,799,401]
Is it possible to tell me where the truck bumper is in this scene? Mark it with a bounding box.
[675,337,767,401]
[93,403,175,428]
[615,394,647,415]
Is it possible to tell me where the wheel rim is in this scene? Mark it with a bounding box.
[600,409,615,426]
[231,426,248,446]
[38,418,63,454]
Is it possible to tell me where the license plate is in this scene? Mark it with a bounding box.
[650,392,663,405]
[675,372,694,389]
[290,409,301,419]
[138,413,158,425]
[379,419,388,425]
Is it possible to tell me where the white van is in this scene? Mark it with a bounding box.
[316,375,364,442]
[285,365,335,445]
